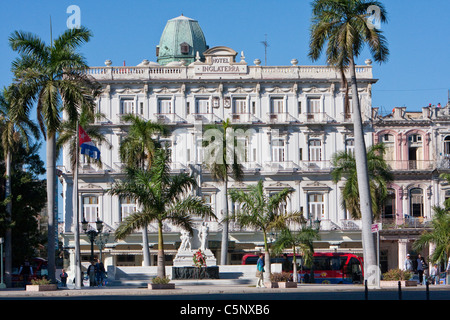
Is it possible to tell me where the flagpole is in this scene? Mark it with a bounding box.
[74,122,82,289]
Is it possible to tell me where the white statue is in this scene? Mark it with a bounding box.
[179,230,192,252]
[199,222,209,252]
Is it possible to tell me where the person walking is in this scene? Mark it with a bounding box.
[19,259,33,287]
[404,254,414,272]
[256,253,265,288]
[87,261,97,287]
[430,264,438,285]
[417,254,426,284]
[95,259,106,286]
[59,269,68,287]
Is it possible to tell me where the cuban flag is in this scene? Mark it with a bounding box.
[79,125,100,160]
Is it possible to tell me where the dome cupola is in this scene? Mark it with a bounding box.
[156,15,208,65]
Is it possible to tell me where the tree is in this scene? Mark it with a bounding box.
[109,148,215,278]
[413,206,450,267]
[229,180,294,275]
[9,26,100,281]
[118,114,168,266]
[203,119,244,265]
[272,218,320,282]
[331,143,393,220]
[309,0,389,280]
[0,86,39,287]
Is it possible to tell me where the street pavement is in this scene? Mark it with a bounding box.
[0,279,448,299]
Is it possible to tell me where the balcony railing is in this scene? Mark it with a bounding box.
[264,161,300,172]
[299,161,332,172]
[385,160,434,171]
[230,113,261,123]
[299,112,335,124]
[154,113,186,124]
[266,113,298,123]
[189,113,222,124]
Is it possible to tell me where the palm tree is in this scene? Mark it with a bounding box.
[203,119,244,265]
[109,148,215,278]
[0,86,39,287]
[272,218,320,282]
[119,114,168,169]
[118,114,168,266]
[309,0,389,278]
[413,206,450,267]
[9,26,100,281]
[331,143,393,220]
[229,180,294,275]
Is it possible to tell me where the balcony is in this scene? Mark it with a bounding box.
[189,113,222,124]
[385,160,434,171]
[299,112,335,124]
[266,113,298,124]
[264,161,300,173]
[299,161,332,172]
[230,113,261,124]
[154,113,186,124]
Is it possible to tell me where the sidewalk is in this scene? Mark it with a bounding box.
[0,280,448,298]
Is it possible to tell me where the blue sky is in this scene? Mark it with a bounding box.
[1,0,449,215]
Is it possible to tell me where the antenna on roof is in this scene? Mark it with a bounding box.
[260,34,269,66]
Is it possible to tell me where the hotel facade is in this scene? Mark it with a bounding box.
[58,15,446,276]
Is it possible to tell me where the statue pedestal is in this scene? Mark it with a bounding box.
[173,249,217,267]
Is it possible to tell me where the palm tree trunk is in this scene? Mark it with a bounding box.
[4,151,12,287]
[157,221,165,278]
[263,231,271,276]
[220,177,229,265]
[349,57,377,283]
[142,224,150,266]
[46,133,56,283]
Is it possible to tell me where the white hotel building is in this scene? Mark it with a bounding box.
[59,15,443,275]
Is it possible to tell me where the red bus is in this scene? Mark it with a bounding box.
[242,252,363,284]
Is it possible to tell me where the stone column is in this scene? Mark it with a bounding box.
[398,239,409,270]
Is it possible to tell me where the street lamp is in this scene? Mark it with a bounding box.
[82,217,104,262]
[95,231,110,262]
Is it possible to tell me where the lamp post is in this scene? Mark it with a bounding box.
[95,231,110,262]
[82,217,104,262]
[0,238,5,289]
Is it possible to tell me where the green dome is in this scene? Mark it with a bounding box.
[156,15,208,66]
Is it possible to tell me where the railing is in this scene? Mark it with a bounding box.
[299,161,332,172]
[230,113,261,123]
[299,112,335,124]
[266,112,298,123]
[85,64,372,81]
[264,161,300,172]
[189,113,222,123]
[385,160,434,171]
[154,113,186,124]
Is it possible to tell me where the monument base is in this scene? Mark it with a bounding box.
[172,266,219,280]
[173,249,217,267]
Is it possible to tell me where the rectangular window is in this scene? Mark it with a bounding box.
[121,196,136,221]
[121,100,135,114]
[196,99,210,114]
[272,139,285,162]
[83,196,99,222]
[158,99,172,114]
[233,99,247,114]
[308,98,320,113]
[308,193,324,220]
[271,98,284,114]
[309,140,322,161]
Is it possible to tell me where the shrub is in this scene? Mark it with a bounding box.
[30,278,52,285]
[151,276,171,284]
[382,269,412,281]
[270,272,292,282]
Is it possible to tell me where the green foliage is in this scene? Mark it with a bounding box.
[31,278,52,285]
[382,269,412,281]
[151,276,171,284]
